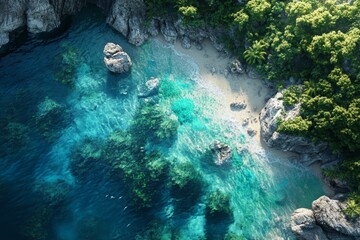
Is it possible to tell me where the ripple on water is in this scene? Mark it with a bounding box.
[0,6,324,240]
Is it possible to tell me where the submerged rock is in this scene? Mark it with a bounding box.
[291,196,360,240]
[138,77,160,98]
[103,42,132,73]
[209,140,232,165]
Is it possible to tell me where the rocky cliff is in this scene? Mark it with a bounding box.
[291,195,360,240]
[0,0,228,55]
[259,91,338,166]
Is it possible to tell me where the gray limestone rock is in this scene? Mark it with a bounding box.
[161,19,178,44]
[147,19,160,37]
[209,140,232,166]
[103,42,132,73]
[106,0,147,46]
[26,0,60,33]
[259,91,337,166]
[138,77,160,98]
[181,36,191,49]
[291,208,329,240]
[312,196,360,238]
[291,196,360,240]
[247,128,257,137]
[230,59,244,74]
[230,102,247,111]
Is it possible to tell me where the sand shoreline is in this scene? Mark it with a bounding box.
[154,37,334,196]
[172,39,270,143]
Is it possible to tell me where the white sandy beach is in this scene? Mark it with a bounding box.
[173,39,270,143]
[168,38,333,195]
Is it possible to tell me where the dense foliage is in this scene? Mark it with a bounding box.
[144,0,360,211]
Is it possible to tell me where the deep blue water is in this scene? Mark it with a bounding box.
[0,7,325,240]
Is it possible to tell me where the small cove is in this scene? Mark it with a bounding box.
[0,7,326,240]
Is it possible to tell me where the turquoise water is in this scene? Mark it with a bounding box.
[0,7,325,240]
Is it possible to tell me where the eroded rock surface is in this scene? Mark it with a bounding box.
[259,91,337,166]
[291,196,360,240]
[138,77,160,98]
[209,140,232,166]
[103,42,132,73]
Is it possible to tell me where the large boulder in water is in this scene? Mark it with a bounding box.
[103,42,132,73]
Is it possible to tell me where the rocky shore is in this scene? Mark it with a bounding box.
[0,0,228,55]
[1,1,358,239]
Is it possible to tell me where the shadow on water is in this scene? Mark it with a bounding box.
[206,212,234,240]
[105,71,134,98]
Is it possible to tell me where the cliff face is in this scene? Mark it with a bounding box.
[0,0,113,50]
[0,0,229,55]
[291,196,360,240]
[259,91,338,166]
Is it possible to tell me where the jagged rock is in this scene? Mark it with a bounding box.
[0,1,26,49]
[103,42,132,73]
[209,140,232,165]
[161,19,178,43]
[291,196,360,240]
[138,77,160,98]
[181,36,191,49]
[147,18,160,37]
[259,91,337,166]
[291,208,329,240]
[230,102,247,111]
[26,0,60,33]
[230,59,244,74]
[247,128,257,137]
[107,0,147,46]
[312,196,360,237]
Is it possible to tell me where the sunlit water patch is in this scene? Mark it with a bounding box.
[0,6,324,240]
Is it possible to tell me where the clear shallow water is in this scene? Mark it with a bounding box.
[0,7,325,240]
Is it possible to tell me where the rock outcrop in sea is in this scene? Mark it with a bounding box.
[209,140,232,166]
[291,195,360,240]
[259,91,337,166]
[103,42,132,73]
[137,77,160,98]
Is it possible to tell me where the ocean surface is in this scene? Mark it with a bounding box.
[0,7,325,240]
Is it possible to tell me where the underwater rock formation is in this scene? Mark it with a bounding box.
[291,195,360,240]
[209,140,232,166]
[138,77,160,98]
[103,42,132,73]
[259,91,337,166]
[34,97,71,141]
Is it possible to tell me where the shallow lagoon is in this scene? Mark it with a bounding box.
[0,7,325,240]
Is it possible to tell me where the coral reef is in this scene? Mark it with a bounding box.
[34,97,71,141]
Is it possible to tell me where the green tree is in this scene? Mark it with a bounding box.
[244,40,268,65]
